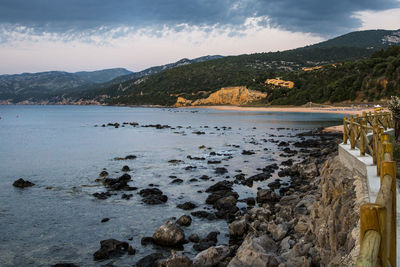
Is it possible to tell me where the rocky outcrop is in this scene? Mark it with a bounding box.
[175,87,267,107]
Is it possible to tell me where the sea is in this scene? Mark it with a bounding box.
[0,105,344,266]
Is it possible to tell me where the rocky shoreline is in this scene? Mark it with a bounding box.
[14,121,361,267]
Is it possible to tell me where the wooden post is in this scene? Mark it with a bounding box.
[380,161,397,267]
[350,116,355,149]
[376,128,383,176]
[360,118,366,156]
[343,117,348,144]
[373,123,378,164]
[360,203,387,266]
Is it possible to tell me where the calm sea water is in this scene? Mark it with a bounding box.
[0,105,344,266]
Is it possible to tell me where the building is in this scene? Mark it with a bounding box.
[265,78,294,89]
[302,66,323,71]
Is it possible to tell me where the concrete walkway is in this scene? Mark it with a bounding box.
[339,143,400,266]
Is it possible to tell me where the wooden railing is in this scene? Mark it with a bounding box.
[343,111,396,266]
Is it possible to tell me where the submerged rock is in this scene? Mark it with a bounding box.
[177,202,197,210]
[176,215,192,226]
[136,253,165,267]
[157,252,192,267]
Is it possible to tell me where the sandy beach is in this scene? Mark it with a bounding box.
[187,105,379,116]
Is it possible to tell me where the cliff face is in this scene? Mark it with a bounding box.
[175,86,267,107]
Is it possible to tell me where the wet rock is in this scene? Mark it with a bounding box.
[193,245,230,267]
[193,131,205,135]
[103,173,132,190]
[101,218,110,223]
[267,179,281,190]
[191,211,216,220]
[215,167,228,175]
[156,252,192,267]
[281,159,293,167]
[242,150,255,155]
[176,215,192,226]
[207,160,221,164]
[13,178,35,188]
[99,170,109,177]
[114,155,137,160]
[93,192,111,200]
[152,220,185,247]
[185,166,197,171]
[52,264,79,267]
[136,253,165,267]
[122,165,130,172]
[199,175,210,180]
[170,178,183,184]
[141,236,154,246]
[189,234,200,243]
[227,234,278,267]
[177,202,197,210]
[93,239,130,260]
[189,178,198,182]
[206,181,232,193]
[140,188,168,205]
[278,141,289,147]
[256,189,279,204]
[168,159,184,164]
[121,193,133,200]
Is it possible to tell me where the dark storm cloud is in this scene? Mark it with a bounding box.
[0,0,398,35]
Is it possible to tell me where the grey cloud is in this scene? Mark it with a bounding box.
[0,0,398,36]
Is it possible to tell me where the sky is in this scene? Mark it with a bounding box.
[0,0,399,74]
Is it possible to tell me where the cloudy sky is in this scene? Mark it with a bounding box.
[0,0,399,74]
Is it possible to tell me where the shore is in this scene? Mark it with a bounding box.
[183,105,379,116]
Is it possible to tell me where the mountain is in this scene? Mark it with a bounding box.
[308,29,400,49]
[0,56,223,103]
[2,29,399,105]
[74,68,132,83]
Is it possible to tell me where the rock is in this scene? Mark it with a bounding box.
[128,245,136,255]
[101,218,110,223]
[177,202,197,210]
[215,167,228,174]
[267,222,288,241]
[13,178,35,188]
[99,170,109,177]
[168,159,184,164]
[228,219,247,237]
[170,178,183,184]
[93,192,111,200]
[193,241,216,252]
[114,155,137,160]
[215,196,237,210]
[193,245,230,267]
[199,175,210,180]
[156,252,192,267]
[227,234,278,267]
[189,234,200,243]
[140,188,168,205]
[122,165,130,172]
[294,221,308,233]
[152,220,185,247]
[103,173,132,190]
[176,215,192,226]
[207,160,221,164]
[256,189,279,204]
[191,211,216,220]
[206,181,232,192]
[242,150,255,155]
[93,239,130,260]
[280,236,291,252]
[136,253,165,267]
[52,264,79,267]
[141,236,154,246]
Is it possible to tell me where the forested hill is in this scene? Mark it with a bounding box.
[262,46,400,105]
[1,29,399,105]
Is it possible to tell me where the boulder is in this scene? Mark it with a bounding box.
[156,251,192,267]
[177,202,197,210]
[153,220,185,247]
[227,234,278,267]
[228,219,247,237]
[193,245,230,267]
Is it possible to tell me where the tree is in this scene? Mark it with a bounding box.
[387,96,400,141]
